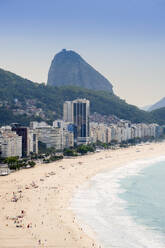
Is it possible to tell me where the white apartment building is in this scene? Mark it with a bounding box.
[0,130,22,158]
[63,101,73,122]
[53,120,74,148]
[32,121,74,150]
[36,127,63,150]
[90,122,111,144]
[63,128,74,148]
[30,121,50,129]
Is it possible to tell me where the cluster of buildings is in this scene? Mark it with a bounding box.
[30,120,74,150]
[0,98,163,159]
[28,99,163,149]
[29,99,90,150]
[12,99,48,119]
[90,121,163,144]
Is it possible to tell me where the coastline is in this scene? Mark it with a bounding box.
[0,141,165,248]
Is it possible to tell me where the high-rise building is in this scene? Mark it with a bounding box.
[63,101,73,122]
[63,99,90,145]
[28,129,38,154]
[11,124,29,157]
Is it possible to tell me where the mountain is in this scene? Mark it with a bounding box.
[140,105,151,111]
[47,49,113,93]
[0,67,165,126]
[150,107,165,125]
[148,97,165,111]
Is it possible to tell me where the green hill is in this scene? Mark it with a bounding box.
[150,107,165,125]
[0,68,164,126]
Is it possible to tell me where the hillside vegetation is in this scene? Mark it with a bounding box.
[150,107,165,125]
[0,68,164,125]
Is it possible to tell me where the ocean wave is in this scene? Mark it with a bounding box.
[71,156,165,248]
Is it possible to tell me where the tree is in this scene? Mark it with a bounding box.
[28,161,36,167]
[5,156,19,169]
[63,148,77,156]
[76,144,95,155]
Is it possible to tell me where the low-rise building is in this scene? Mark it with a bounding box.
[31,121,74,150]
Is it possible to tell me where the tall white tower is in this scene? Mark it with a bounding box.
[63,101,73,123]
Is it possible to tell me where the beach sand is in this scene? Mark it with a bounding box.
[0,141,165,248]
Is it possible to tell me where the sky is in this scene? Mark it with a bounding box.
[0,0,165,107]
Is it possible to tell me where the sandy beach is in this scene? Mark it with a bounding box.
[0,141,165,248]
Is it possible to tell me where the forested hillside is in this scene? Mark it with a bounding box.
[0,68,164,126]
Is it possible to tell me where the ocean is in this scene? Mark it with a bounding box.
[71,156,165,248]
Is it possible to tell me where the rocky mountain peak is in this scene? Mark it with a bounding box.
[47,49,113,93]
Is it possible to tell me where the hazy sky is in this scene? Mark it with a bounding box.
[0,0,165,107]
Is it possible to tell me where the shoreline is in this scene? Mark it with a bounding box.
[0,141,165,248]
[71,150,165,248]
